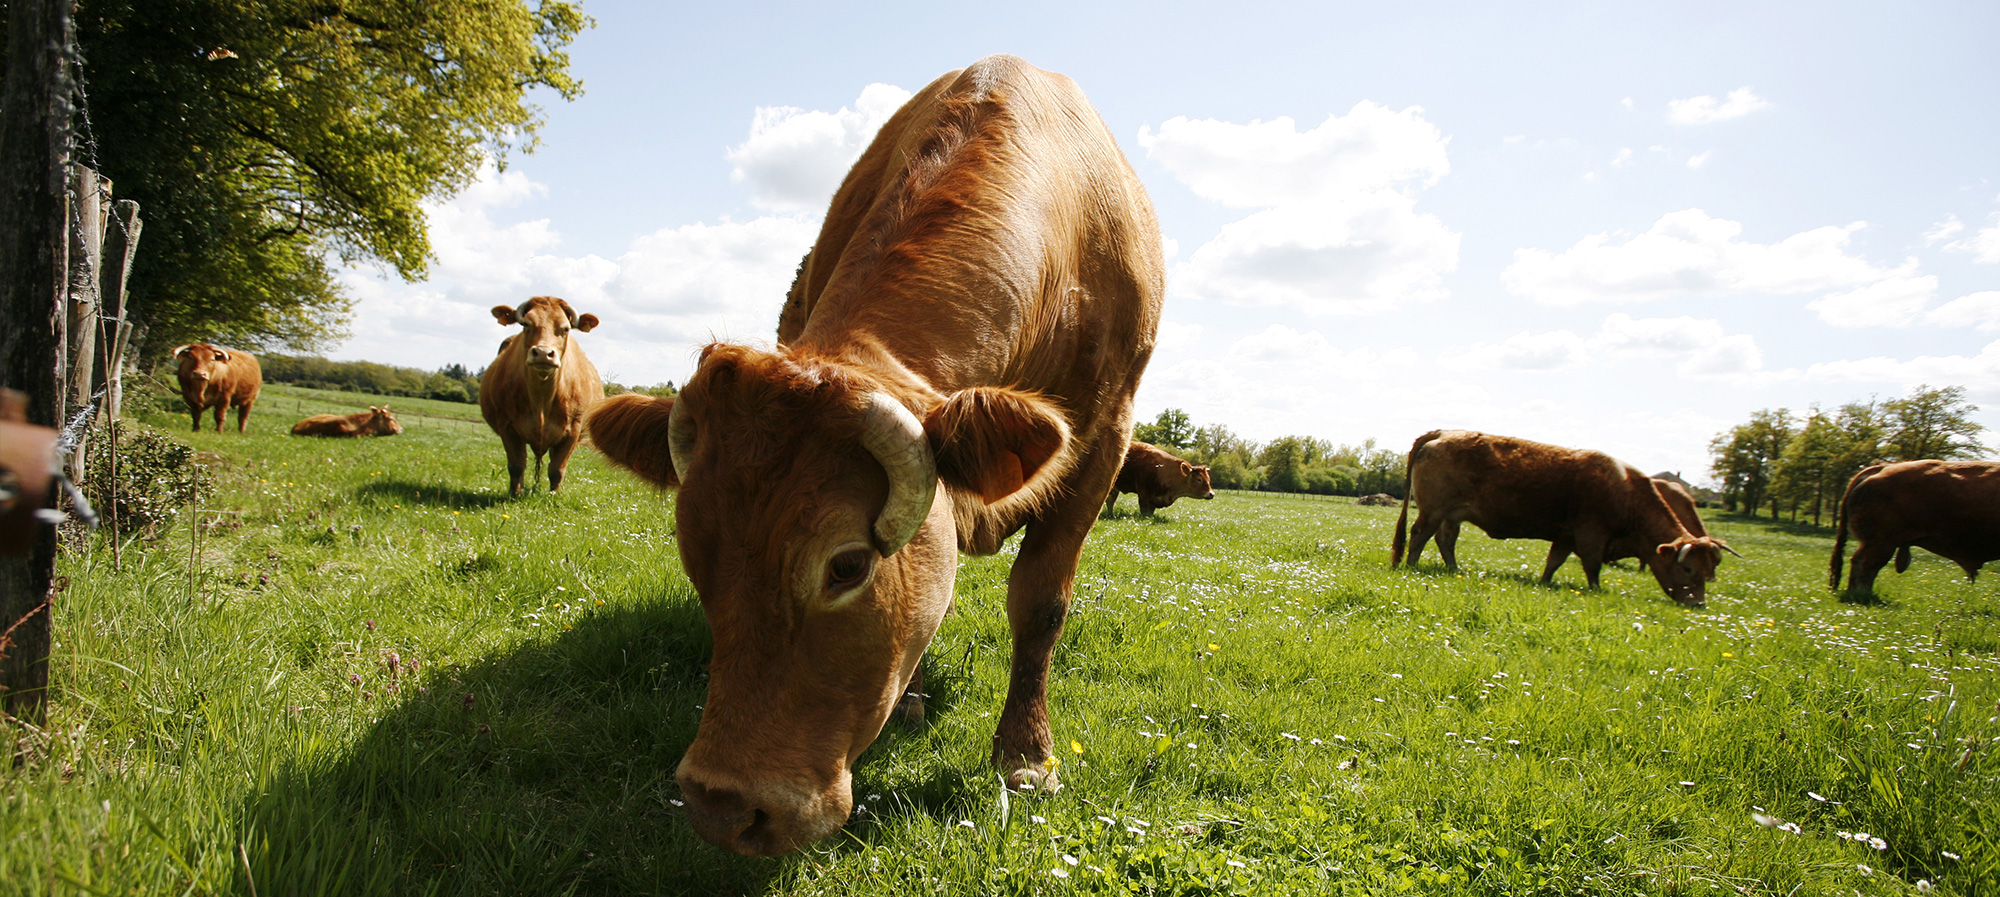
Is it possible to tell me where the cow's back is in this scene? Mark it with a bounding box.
[780,55,1163,546]
[1411,430,1634,540]
[1850,460,2000,555]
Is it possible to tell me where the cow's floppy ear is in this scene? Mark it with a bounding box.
[1180,461,1193,475]
[491,305,519,326]
[575,313,599,332]
[589,394,680,487]
[924,387,1069,503]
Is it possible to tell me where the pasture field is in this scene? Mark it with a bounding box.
[3,383,1997,896]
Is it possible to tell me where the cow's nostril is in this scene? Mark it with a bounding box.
[735,808,775,854]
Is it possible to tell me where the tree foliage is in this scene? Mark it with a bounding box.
[40,0,587,354]
[1708,408,1794,516]
[1881,385,1986,461]
[1133,409,1405,498]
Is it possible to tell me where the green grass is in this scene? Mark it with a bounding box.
[4,383,1996,895]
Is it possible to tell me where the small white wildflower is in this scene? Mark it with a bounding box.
[1280,732,1301,741]
[1943,850,1962,861]
[1390,673,1403,679]
[868,793,882,802]
[669,799,685,807]
[1225,859,1246,868]
[1309,738,1323,745]
[958,820,976,829]
[1332,734,1347,742]
[1506,739,1521,746]
[1869,837,1887,851]
[1096,815,1116,824]
[1125,826,1144,835]
[1807,791,1827,802]
[1678,781,1697,788]
[1030,815,1047,824]
[1838,830,1853,840]
[1062,854,1078,866]
[1751,813,1779,828]
[1917,880,1934,892]
[1779,822,1802,835]
[1854,831,1872,841]
[1857,864,1873,876]
[1049,868,1069,879]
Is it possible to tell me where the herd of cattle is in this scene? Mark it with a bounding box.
[160,56,1998,857]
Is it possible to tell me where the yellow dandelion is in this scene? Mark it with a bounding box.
[1071,739,1084,754]
[1722,652,1735,658]
[1042,755,1061,773]
[1206,643,1220,651]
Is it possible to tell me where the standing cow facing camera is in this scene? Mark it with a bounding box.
[1106,441,1214,516]
[1391,429,1738,605]
[172,343,261,433]
[479,296,602,495]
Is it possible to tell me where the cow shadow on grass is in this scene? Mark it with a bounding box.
[231,583,982,896]
[355,477,511,510]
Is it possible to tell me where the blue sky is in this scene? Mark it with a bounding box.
[334,0,2000,481]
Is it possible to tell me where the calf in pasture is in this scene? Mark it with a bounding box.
[1105,441,1214,516]
[479,296,602,495]
[1830,459,2000,598]
[589,56,1163,855]
[290,406,403,437]
[172,343,261,433]
[1390,429,1736,605]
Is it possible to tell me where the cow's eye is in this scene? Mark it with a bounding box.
[827,547,874,591]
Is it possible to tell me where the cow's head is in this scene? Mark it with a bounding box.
[367,406,404,436]
[492,296,597,373]
[1188,463,1215,499]
[589,343,1070,856]
[1646,537,1732,606]
[172,343,232,382]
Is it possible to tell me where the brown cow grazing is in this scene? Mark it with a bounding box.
[172,343,261,433]
[1390,430,1737,605]
[290,406,404,437]
[1106,441,1214,516]
[1830,460,2000,598]
[589,56,1162,856]
[1541,476,1713,575]
[479,296,602,495]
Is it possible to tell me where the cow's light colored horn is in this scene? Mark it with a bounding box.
[1677,543,1692,563]
[668,396,698,481]
[858,392,936,556]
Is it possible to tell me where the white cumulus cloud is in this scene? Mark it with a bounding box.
[1668,87,1770,124]
[1502,208,1937,328]
[726,83,913,213]
[1924,291,2000,332]
[1804,339,2000,399]
[1445,313,1763,379]
[1139,102,1461,315]
[1945,220,2000,263]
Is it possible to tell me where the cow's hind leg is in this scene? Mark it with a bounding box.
[1405,511,1439,567]
[992,439,1122,793]
[236,401,252,433]
[211,403,225,432]
[1436,519,1463,570]
[1541,538,1573,584]
[1844,540,1894,599]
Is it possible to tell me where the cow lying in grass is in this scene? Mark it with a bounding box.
[1391,429,1737,605]
[1830,459,2000,599]
[1105,441,1213,516]
[290,406,403,437]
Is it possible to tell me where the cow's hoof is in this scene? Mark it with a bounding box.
[1005,763,1062,794]
[894,691,926,725]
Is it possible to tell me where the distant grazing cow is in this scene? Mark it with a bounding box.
[290,406,403,437]
[172,343,261,433]
[1391,429,1737,605]
[1106,441,1214,516]
[1830,460,2000,598]
[1540,476,1713,575]
[589,56,1162,856]
[479,296,602,495]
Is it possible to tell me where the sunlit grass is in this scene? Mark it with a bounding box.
[3,385,1994,895]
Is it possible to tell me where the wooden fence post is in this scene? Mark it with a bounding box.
[0,0,74,725]
[101,199,140,421]
[64,163,105,480]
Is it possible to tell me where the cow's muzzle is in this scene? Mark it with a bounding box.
[527,346,561,368]
[676,759,850,856]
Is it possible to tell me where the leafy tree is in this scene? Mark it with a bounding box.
[1772,407,1845,524]
[1133,408,1195,449]
[1258,436,1310,493]
[1709,408,1795,517]
[35,0,587,353]
[1881,385,1988,461]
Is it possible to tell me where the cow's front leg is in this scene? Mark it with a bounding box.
[211,403,226,432]
[1845,540,1893,599]
[501,433,528,496]
[546,434,578,492]
[236,401,252,433]
[1541,538,1573,584]
[1576,541,1606,589]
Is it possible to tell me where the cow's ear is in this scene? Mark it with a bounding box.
[924,387,1069,503]
[171,344,194,358]
[1180,461,1193,475]
[491,305,519,326]
[589,394,680,487]
[574,313,599,333]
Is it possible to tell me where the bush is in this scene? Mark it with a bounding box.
[84,421,208,538]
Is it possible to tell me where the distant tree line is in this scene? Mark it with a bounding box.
[1708,384,1988,524]
[1133,409,1406,498]
[261,354,485,403]
[258,353,681,405]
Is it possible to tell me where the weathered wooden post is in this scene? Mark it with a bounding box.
[0,0,74,724]
[64,163,106,480]
[101,199,140,421]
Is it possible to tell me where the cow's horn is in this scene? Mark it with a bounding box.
[667,396,698,481]
[1677,543,1692,563]
[1717,540,1744,559]
[857,392,936,556]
